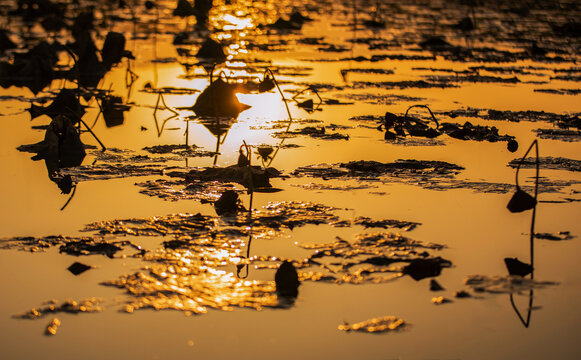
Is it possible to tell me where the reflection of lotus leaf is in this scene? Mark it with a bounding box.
[192,78,251,118]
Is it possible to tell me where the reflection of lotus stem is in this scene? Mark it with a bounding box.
[404,104,439,128]
[292,85,323,107]
[265,68,293,123]
[78,117,107,151]
[60,185,77,211]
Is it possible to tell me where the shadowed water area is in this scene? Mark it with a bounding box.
[0,0,580,359]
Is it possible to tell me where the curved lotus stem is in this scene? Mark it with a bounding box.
[404,104,439,129]
[514,139,539,190]
[264,68,293,124]
[60,185,77,211]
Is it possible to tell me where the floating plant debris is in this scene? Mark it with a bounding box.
[185,165,280,189]
[274,126,349,140]
[464,275,558,294]
[293,160,463,185]
[101,264,279,314]
[535,129,581,142]
[455,291,471,298]
[45,318,61,336]
[404,258,452,281]
[508,157,581,172]
[504,258,533,277]
[0,235,141,257]
[61,163,171,182]
[295,232,449,284]
[67,262,92,276]
[290,183,377,191]
[15,298,104,320]
[338,316,406,334]
[534,232,575,241]
[142,144,216,157]
[430,279,445,291]
[136,178,238,202]
[85,213,216,237]
[431,296,452,305]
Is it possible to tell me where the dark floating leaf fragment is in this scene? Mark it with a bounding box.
[67,262,92,275]
[534,231,575,241]
[430,279,445,291]
[504,258,533,277]
[507,187,537,213]
[191,78,251,117]
[403,258,452,281]
[275,261,300,298]
[455,290,471,298]
[508,157,581,172]
[214,190,243,216]
[28,88,85,121]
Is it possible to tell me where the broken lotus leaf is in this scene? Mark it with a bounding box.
[191,78,251,117]
[28,88,85,121]
[185,165,278,190]
[403,257,452,281]
[507,187,537,213]
[101,32,127,71]
[196,38,226,62]
[504,257,533,277]
[275,261,300,298]
[18,114,86,175]
[214,190,243,215]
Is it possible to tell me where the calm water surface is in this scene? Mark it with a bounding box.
[0,0,580,359]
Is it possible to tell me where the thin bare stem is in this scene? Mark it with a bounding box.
[60,185,77,211]
[514,139,538,189]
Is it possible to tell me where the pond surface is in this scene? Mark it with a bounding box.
[0,0,580,359]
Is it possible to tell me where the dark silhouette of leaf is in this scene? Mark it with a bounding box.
[275,261,299,298]
[0,29,17,53]
[18,115,86,174]
[101,32,126,71]
[196,38,226,62]
[403,257,451,281]
[173,0,197,17]
[101,95,129,127]
[29,88,85,121]
[214,190,241,215]
[507,187,537,213]
[430,279,445,291]
[504,257,533,277]
[191,78,251,117]
[67,262,92,275]
[0,41,58,93]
